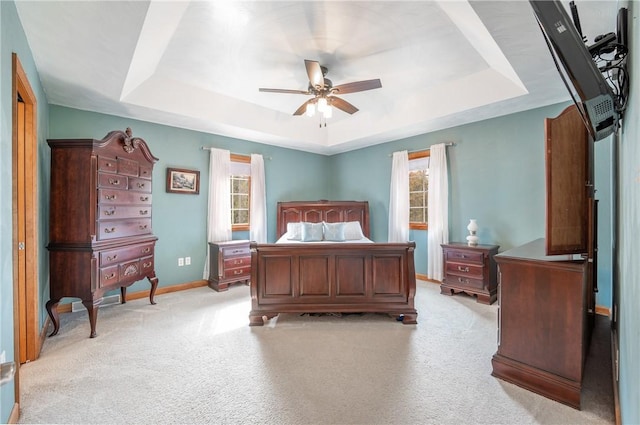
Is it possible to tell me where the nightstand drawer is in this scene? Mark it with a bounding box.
[445,273,484,290]
[224,256,250,268]
[221,245,250,257]
[223,267,250,280]
[445,262,484,279]
[445,249,484,264]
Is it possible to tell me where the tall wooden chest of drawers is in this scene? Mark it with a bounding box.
[440,243,499,304]
[46,128,159,338]
[208,240,251,291]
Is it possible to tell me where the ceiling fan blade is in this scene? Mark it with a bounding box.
[304,59,324,90]
[329,96,359,115]
[293,99,314,116]
[332,79,382,95]
[259,88,310,95]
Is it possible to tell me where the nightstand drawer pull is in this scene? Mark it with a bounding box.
[458,266,469,272]
[104,227,116,234]
[233,269,244,275]
[458,277,469,284]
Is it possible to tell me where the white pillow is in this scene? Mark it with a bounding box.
[286,222,302,240]
[301,222,324,242]
[344,221,365,240]
[323,222,346,241]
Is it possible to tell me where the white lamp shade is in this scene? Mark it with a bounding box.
[323,105,332,119]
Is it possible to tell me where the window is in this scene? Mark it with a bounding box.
[230,154,251,231]
[409,151,429,230]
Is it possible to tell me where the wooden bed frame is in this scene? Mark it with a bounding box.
[249,200,418,326]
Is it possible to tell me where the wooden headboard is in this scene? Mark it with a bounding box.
[276,200,370,238]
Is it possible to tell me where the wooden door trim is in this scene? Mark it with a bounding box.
[12,53,39,384]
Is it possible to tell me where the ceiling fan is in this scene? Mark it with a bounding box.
[259,59,382,118]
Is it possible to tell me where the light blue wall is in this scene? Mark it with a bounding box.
[617,1,639,423]
[48,106,330,292]
[0,1,50,422]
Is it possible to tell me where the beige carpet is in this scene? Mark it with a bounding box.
[17,281,614,424]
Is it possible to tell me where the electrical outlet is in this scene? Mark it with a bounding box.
[178,258,184,267]
[185,257,191,265]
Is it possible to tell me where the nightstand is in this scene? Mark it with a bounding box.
[208,240,251,292]
[440,243,499,304]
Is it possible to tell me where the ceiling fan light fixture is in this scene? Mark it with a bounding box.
[317,97,328,113]
[306,102,316,117]
[323,105,332,119]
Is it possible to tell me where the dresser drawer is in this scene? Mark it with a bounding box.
[98,205,152,220]
[445,273,485,290]
[98,264,119,288]
[445,262,484,279]
[140,256,154,274]
[221,245,250,257]
[139,164,153,180]
[98,172,128,190]
[98,155,118,173]
[99,189,152,205]
[120,259,141,280]
[224,256,250,269]
[97,218,152,240]
[117,157,139,177]
[128,177,152,193]
[99,242,154,267]
[445,249,484,264]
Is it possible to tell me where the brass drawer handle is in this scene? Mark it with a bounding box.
[104,209,115,216]
[139,225,148,230]
[143,262,152,268]
[109,178,120,185]
[458,277,469,284]
[233,260,242,265]
[107,254,118,262]
[137,182,145,189]
[457,266,469,272]
[233,269,244,275]
[105,194,117,201]
[140,196,149,202]
[104,272,116,280]
[139,210,149,215]
[142,247,151,254]
[104,227,116,234]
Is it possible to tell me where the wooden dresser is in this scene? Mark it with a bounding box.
[440,243,499,304]
[492,239,592,409]
[208,240,251,291]
[46,128,159,338]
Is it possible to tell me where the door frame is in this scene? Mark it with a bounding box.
[12,52,40,401]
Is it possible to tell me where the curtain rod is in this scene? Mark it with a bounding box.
[389,142,455,156]
[200,146,272,160]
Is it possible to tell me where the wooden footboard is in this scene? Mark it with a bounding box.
[249,242,418,325]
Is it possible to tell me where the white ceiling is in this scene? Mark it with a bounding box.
[15,1,618,155]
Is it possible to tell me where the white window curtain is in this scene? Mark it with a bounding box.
[388,150,409,242]
[427,143,449,281]
[203,148,232,279]
[249,154,267,243]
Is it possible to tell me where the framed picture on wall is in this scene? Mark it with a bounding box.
[166,167,200,194]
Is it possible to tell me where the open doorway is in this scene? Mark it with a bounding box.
[12,53,40,402]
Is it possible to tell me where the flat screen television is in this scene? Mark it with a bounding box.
[529,0,619,141]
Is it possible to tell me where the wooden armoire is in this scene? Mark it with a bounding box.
[491,105,597,409]
[46,128,159,338]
